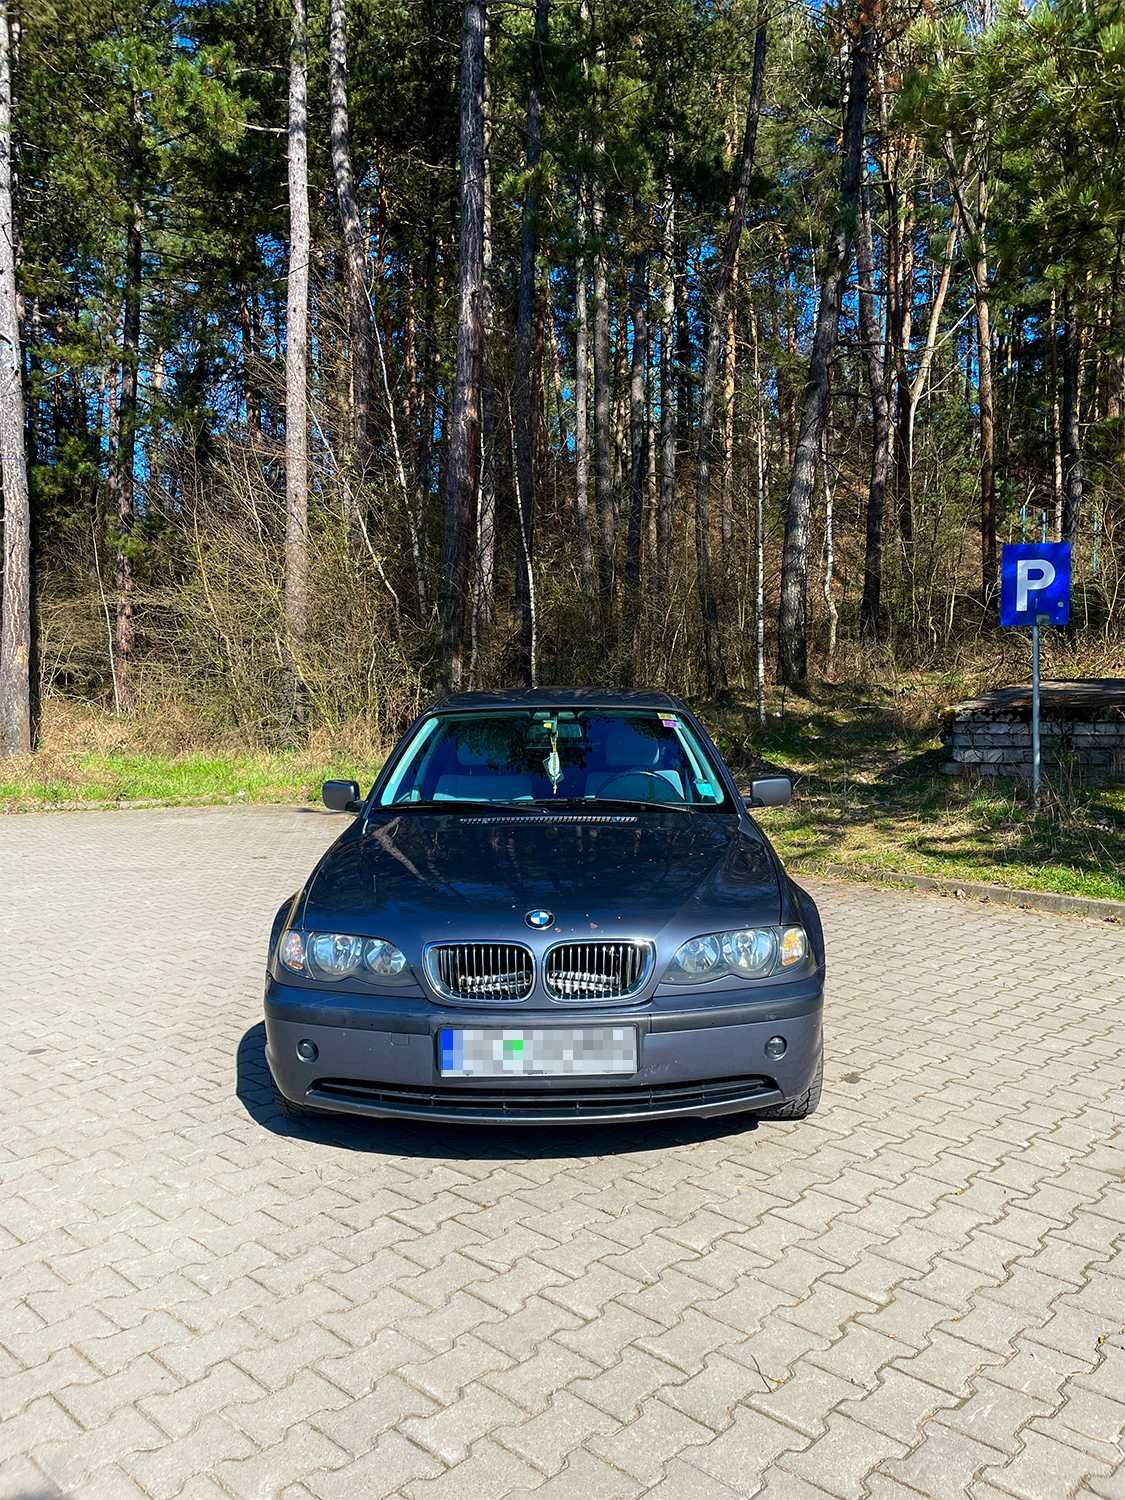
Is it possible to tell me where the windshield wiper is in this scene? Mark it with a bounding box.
[528,796,693,814]
[407,799,538,811]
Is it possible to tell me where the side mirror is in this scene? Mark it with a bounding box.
[743,776,792,810]
[322,779,362,814]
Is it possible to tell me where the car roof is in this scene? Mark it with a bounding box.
[431,687,687,713]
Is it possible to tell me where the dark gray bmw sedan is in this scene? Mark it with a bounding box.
[265,688,824,1127]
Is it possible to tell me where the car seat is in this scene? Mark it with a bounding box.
[431,739,535,803]
[583,720,685,800]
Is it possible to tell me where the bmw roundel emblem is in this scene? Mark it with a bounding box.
[525,909,554,929]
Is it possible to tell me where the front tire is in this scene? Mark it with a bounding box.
[758,1051,823,1121]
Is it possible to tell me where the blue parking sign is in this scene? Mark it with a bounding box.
[1000,542,1071,627]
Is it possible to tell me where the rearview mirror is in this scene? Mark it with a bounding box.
[322,779,362,814]
[744,777,792,810]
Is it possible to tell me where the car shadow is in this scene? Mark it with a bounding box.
[236,1022,759,1160]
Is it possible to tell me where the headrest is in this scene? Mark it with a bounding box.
[603,719,661,767]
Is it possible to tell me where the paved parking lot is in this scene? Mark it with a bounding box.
[1,804,1123,1500]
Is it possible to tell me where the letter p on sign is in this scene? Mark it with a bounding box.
[1000,542,1071,627]
[1015,558,1055,614]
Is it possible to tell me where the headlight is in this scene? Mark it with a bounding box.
[663,926,807,984]
[364,938,408,977]
[279,930,409,984]
[672,935,724,978]
[308,932,366,979]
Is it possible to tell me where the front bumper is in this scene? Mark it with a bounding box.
[264,976,823,1125]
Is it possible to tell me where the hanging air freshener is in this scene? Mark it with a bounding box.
[544,727,562,794]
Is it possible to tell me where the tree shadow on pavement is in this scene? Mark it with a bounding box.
[235,1022,760,1161]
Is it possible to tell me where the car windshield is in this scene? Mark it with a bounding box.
[378,709,729,809]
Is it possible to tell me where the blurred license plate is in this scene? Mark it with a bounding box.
[438,1026,637,1078]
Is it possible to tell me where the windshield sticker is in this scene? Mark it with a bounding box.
[660,716,679,728]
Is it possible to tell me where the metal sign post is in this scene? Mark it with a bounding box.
[1031,617,1041,811]
[999,542,1071,809]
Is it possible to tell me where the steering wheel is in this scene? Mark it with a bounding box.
[594,770,682,804]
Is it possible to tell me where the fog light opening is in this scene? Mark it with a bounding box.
[296,1039,319,1063]
[764,1035,787,1060]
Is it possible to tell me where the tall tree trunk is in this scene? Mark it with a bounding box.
[415,229,438,503]
[592,196,613,601]
[720,101,741,560]
[675,246,693,451]
[403,266,416,459]
[589,5,613,603]
[471,15,494,678]
[894,346,913,546]
[750,307,767,725]
[785,259,799,465]
[285,0,310,655]
[888,160,915,546]
[513,0,548,686]
[1106,229,1125,430]
[777,22,870,686]
[611,302,628,494]
[1061,285,1083,543]
[975,253,996,600]
[508,395,538,687]
[625,247,646,592]
[995,317,1017,538]
[440,0,486,689]
[112,150,142,713]
[658,173,676,579]
[821,430,838,675]
[948,151,997,605]
[0,0,30,753]
[905,201,959,530]
[719,277,737,551]
[695,3,767,695]
[547,277,566,455]
[857,184,889,635]
[644,333,657,580]
[574,186,594,595]
[328,0,372,461]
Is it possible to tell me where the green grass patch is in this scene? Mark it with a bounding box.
[705,684,1125,905]
[0,750,387,811]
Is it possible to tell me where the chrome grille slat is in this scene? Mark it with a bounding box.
[544,939,653,1003]
[426,942,534,1003]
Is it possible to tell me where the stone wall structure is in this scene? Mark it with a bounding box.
[941,678,1125,782]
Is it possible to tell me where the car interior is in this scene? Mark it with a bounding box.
[387,712,725,807]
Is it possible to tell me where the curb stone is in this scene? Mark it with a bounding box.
[0,793,325,816]
[794,860,1124,924]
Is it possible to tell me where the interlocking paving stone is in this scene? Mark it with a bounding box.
[1,803,1123,1497]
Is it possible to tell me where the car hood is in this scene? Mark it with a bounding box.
[302,810,780,942]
